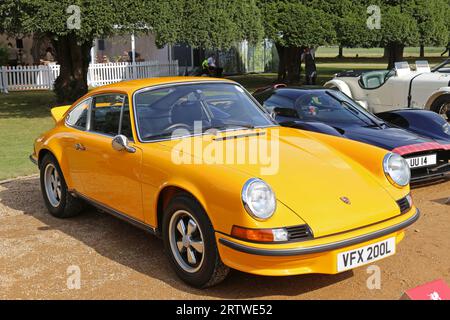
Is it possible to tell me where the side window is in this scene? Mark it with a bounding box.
[120,100,133,140]
[66,99,91,129]
[264,93,295,110]
[91,94,130,137]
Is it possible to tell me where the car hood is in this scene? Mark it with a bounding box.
[340,125,433,151]
[160,127,400,237]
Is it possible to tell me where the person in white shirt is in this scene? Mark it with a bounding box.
[207,55,216,68]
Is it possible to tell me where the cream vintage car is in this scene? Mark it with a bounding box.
[325,61,450,120]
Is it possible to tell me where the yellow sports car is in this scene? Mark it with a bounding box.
[30,77,418,288]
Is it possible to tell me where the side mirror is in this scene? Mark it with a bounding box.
[273,107,299,118]
[112,134,135,153]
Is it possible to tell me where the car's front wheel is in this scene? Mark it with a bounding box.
[162,194,229,288]
[40,153,85,218]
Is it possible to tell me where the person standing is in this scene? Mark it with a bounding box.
[40,47,55,65]
[7,43,18,67]
[301,47,317,85]
[201,54,222,77]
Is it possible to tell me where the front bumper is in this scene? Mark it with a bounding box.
[216,208,419,276]
[29,154,38,166]
[411,163,450,184]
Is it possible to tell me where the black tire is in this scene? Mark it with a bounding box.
[431,95,450,121]
[39,153,85,218]
[162,194,229,288]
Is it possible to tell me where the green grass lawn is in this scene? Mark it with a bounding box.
[316,46,446,58]
[228,61,387,91]
[0,91,55,180]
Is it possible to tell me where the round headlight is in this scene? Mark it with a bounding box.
[383,153,411,187]
[242,178,276,220]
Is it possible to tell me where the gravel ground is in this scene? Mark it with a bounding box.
[0,176,449,300]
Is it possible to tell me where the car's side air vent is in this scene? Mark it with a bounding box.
[397,195,412,214]
[286,225,313,241]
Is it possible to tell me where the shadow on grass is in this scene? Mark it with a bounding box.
[0,91,55,119]
[0,177,353,299]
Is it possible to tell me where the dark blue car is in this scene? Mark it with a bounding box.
[253,86,450,183]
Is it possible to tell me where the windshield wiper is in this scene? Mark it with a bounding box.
[203,120,255,131]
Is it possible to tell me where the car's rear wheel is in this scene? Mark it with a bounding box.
[431,96,450,121]
[162,194,229,288]
[40,154,85,218]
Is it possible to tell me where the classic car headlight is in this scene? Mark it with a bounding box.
[242,178,276,220]
[383,153,411,187]
[443,122,449,135]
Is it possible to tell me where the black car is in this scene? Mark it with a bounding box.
[253,85,450,183]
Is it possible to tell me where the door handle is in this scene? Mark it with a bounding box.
[74,143,86,151]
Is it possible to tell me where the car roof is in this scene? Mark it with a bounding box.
[88,76,236,96]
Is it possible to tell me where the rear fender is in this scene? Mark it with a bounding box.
[324,79,353,98]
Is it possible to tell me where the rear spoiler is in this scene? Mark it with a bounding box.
[50,105,71,122]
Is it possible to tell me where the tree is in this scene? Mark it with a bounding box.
[405,0,448,58]
[259,0,336,83]
[0,0,263,103]
[176,0,261,49]
[377,3,419,68]
[310,0,373,57]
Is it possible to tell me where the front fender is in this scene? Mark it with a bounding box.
[425,88,450,109]
[306,131,409,200]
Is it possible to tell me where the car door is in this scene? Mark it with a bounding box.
[62,98,92,193]
[75,93,144,221]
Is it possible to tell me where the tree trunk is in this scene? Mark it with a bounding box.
[285,46,302,84]
[52,34,92,104]
[338,46,343,58]
[275,43,286,82]
[419,44,425,58]
[386,43,404,69]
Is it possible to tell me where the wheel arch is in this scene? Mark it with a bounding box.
[37,143,73,188]
[155,184,209,232]
[38,148,59,169]
[425,89,450,110]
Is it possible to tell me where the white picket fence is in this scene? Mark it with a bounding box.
[0,61,179,93]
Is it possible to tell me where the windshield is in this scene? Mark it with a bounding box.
[287,90,380,126]
[134,83,276,141]
[433,60,450,73]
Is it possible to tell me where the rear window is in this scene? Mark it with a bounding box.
[66,99,91,129]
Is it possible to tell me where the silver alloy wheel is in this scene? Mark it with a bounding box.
[168,210,205,273]
[44,163,62,207]
[438,102,449,121]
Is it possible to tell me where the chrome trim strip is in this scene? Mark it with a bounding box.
[213,131,266,141]
[73,191,159,237]
[219,209,420,256]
